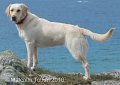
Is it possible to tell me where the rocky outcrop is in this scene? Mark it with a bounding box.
[0,50,119,85]
[92,71,120,85]
[0,50,34,85]
[0,50,64,85]
[92,80,120,85]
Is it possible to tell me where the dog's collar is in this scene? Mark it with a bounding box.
[16,13,28,25]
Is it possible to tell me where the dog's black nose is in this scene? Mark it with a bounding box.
[12,16,16,21]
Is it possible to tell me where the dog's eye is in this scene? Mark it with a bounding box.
[10,9,14,12]
[17,9,20,12]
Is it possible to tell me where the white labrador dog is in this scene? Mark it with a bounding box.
[6,3,114,80]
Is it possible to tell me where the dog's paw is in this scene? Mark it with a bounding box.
[31,66,36,71]
[83,76,90,80]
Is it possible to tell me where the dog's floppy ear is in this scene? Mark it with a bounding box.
[5,4,11,16]
[21,4,28,13]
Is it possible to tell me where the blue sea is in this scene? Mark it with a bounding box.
[0,0,120,73]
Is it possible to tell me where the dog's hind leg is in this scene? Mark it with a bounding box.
[80,56,90,80]
[68,49,90,80]
[65,33,90,80]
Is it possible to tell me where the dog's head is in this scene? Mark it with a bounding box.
[5,3,28,24]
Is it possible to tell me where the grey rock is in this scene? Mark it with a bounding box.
[0,50,34,85]
[110,70,120,78]
[96,70,120,79]
[92,80,120,85]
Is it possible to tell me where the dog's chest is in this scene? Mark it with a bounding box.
[19,29,25,39]
[17,25,33,41]
[17,28,30,41]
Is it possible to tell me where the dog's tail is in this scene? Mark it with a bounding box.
[80,27,115,42]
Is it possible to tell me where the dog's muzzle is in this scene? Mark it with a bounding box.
[12,16,16,22]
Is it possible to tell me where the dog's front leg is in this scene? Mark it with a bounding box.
[25,41,35,69]
[31,47,38,71]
